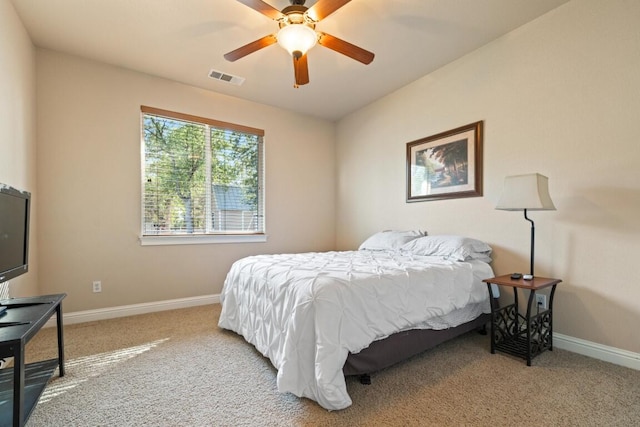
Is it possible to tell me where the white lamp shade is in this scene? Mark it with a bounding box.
[496,173,556,211]
[277,24,317,57]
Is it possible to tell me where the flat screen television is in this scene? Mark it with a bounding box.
[0,184,31,283]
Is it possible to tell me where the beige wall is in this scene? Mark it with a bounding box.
[336,0,640,353]
[0,0,38,296]
[36,50,336,312]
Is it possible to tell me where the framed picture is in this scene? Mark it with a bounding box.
[406,121,483,202]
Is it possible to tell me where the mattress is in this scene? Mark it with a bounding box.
[218,250,494,410]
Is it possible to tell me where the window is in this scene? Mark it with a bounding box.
[140,106,265,245]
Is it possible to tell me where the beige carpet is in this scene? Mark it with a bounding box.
[21,304,639,426]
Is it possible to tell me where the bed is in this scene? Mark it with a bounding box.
[218,232,497,410]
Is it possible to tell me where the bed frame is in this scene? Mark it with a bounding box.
[343,308,493,380]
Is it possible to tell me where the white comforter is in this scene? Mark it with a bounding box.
[218,250,493,410]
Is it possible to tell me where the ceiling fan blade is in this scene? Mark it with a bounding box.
[293,54,310,86]
[224,34,277,62]
[317,32,374,65]
[236,0,283,20]
[307,0,351,22]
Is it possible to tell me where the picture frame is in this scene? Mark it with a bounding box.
[406,121,483,202]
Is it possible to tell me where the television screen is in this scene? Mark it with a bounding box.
[0,184,30,283]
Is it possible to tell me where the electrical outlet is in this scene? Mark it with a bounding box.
[92,280,102,293]
[535,294,547,310]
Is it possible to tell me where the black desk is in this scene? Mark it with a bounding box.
[0,294,66,427]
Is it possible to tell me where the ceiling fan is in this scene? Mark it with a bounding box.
[224,0,375,87]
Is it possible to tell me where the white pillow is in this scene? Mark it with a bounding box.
[358,230,426,251]
[401,235,492,262]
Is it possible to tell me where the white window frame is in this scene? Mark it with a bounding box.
[139,106,266,246]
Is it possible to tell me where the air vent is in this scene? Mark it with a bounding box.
[208,69,245,86]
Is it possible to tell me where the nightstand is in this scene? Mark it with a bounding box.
[482,275,561,366]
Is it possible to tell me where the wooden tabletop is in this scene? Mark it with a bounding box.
[482,274,561,290]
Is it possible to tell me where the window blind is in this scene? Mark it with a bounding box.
[141,106,264,237]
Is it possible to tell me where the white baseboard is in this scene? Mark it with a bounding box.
[45,294,220,327]
[44,296,639,372]
[554,333,640,371]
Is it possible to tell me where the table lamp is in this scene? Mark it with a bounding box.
[496,173,556,278]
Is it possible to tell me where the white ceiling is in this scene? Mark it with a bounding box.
[10,0,569,121]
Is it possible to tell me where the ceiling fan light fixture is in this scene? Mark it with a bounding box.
[277,24,317,58]
[226,0,374,85]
